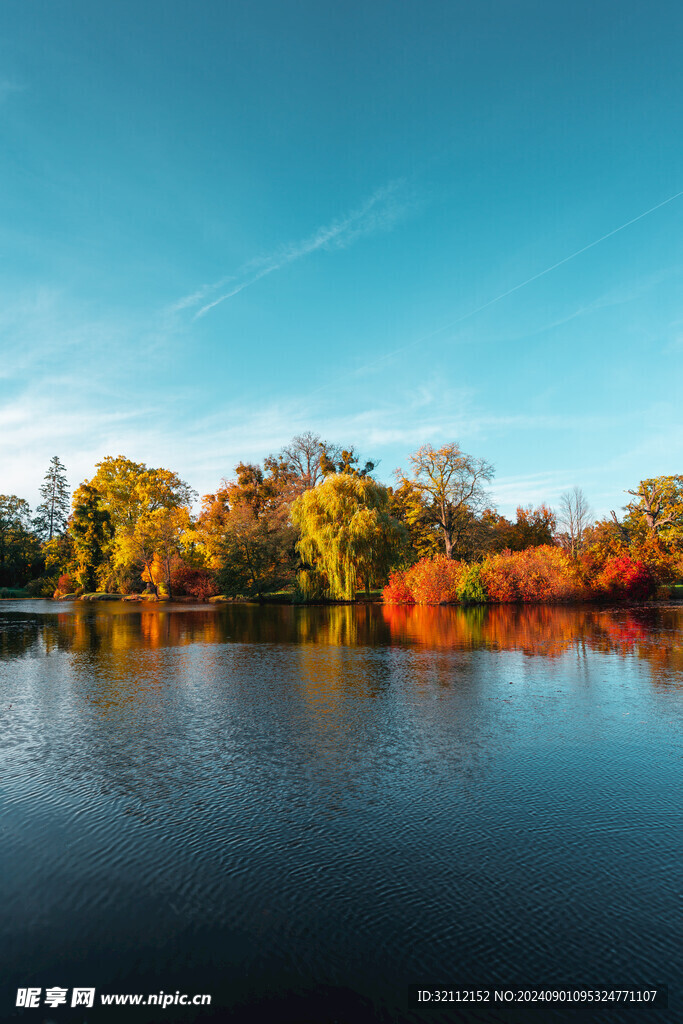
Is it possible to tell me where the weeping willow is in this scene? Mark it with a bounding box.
[291,475,406,600]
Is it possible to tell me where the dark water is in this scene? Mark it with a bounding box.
[0,601,681,1024]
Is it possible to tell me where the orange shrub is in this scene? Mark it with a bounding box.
[480,545,586,603]
[382,569,414,604]
[383,556,468,604]
[406,556,467,604]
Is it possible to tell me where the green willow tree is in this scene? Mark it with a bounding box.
[291,475,406,600]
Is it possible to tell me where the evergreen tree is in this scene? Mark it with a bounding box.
[34,456,70,541]
[70,484,112,591]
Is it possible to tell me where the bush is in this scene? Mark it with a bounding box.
[458,564,487,604]
[407,556,467,604]
[382,569,414,604]
[480,546,585,603]
[593,555,655,601]
[56,573,77,596]
[383,556,467,604]
[25,577,59,597]
[170,563,219,600]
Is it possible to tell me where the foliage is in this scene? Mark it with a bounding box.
[69,484,113,592]
[383,557,472,605]
[43,533,75,578]
[211,456,300,599]
[624,475,683,542]
[56,573,77,595]
[216,502,297,598]
[388,480,442,561]
[397,442,494,559]
[25,577,58,597]
[593,555,656,601]
[33,456,70,541]
[405,555,467,604]
[0,495,42,587]
[480,546,586,603]
[170,561,219,600]
[83,456,196,591]
[382,569,415,604]
[319,447,376,479]
[88,456,195,530]
[292,568,329,603]
[482,505,556,554]
[506,505,556,550]
[292,475,406,600]
[457,564,487,604]
[581,518,630,578]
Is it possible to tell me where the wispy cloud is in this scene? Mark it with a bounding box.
[327,187,683,386]
[170,179,414,319]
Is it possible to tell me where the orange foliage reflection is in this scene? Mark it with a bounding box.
[382,603,683,676]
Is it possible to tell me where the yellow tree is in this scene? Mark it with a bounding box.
[291,475,406,600]
[117,506,192,596]
[85,456,196,590]
[398,442,494,559]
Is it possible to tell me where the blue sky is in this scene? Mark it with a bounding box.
[1,0,682,518]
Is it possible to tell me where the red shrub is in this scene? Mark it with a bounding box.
[56,573,76,594]
[170,563,219,600]
[593,555,655,601]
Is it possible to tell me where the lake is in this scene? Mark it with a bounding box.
[0,601,681,1022]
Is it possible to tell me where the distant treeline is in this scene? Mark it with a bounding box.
[1,435,681,603]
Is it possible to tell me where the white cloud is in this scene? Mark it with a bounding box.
[169,179,415,319]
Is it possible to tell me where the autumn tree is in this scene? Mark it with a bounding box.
[388,479,442,561]
[319,447,376,479]
[275,432,342,491]
[506,504,556,551]
[213,458,299,598]
[291,475,406,600]
[0,495,41,588]
[624,476,683,543]
[84,456,196,590]
[70,484,112,591]
[89,456,195,531]
[33,457,70,541]
[557,487,593,558]
[398,442,494,559]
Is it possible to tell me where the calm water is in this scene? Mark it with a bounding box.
[0,601,681,1023]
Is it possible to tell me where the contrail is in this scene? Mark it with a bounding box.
[342,186,683,381]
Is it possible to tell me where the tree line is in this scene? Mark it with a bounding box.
[1,435,681,602]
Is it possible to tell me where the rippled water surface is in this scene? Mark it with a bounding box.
[1,601,681,1023]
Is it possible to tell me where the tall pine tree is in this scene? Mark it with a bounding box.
[34,456,70,541]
